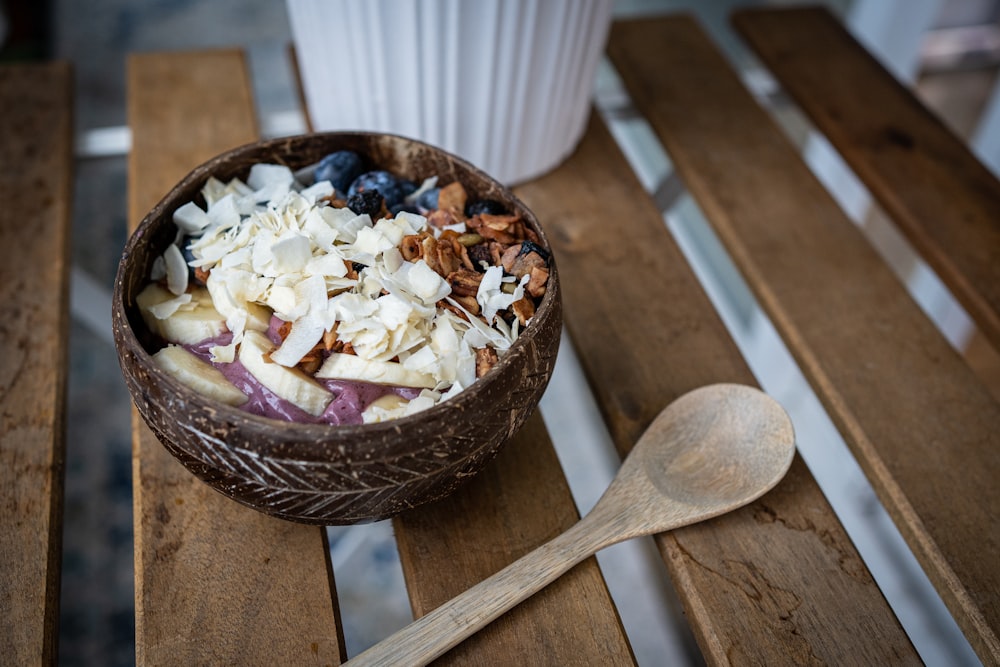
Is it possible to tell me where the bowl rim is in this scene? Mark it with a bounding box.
[113,130,561,446]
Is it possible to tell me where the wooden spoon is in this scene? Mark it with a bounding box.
[347,383,796,666]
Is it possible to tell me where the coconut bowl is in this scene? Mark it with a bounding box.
[113,132,561,525]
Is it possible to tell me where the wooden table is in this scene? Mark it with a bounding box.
[3,7,998,665]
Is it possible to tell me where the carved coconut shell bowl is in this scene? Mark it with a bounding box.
[113,132,561,525]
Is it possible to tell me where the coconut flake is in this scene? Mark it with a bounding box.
[303,208,338,249]
[207,194,240,231]
[353,224,395,258]
[270,313,325,367]
[406,260,451,304]
[202,176,253,208]
[147,292,193,320]
[173,201,211,234]
[299,179,334,203]
[438,221,468,235]
[163,244,189,296]
[374,293,413,330]
[334,213,372,244]
[327,291,378,324]
[248,163,294,190]
[270,233,312,274]
[477,267,526,325]
[447,296,512,351]
[150,255,166,281]
[402,345,437,372]
[404,390,440,416]
[265,284,297,319]
[210,334,239,364]
[247,164,295,203]
[305,251,349,278]
[405,176,438,206]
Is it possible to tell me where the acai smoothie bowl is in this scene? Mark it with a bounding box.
[113,132,561,525]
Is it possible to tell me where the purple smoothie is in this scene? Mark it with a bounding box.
[185,334,421,425]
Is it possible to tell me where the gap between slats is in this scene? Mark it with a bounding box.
[0,60,73,667]
[608,18,978,664]
[732,6,1000,357]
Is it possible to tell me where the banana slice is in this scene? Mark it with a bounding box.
[152,345,248,406]
[239,330,333,416]
[361,394,408,423]
[316,353,437,389]
[137,283,227,345]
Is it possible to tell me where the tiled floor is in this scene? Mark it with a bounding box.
[2,0,993,664]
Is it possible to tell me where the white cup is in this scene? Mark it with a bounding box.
[287,0,614,185]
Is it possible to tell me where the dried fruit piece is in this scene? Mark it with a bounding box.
[347,189,386,218]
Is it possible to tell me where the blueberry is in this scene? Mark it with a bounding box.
[399,178,418,200]
[347,189,385,218]
[181,238,200,281]
[416,187,440,212]
[390,202,419,216]
[349,170,408,208]
[315,151,364,193]
[465,199,507,216]
[181,239,197,265]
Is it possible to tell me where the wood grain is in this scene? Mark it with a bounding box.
[515,103,920,664]
[0,61,73,667]
[607,15,1000,663]
[128,51,344,665]
[392,413,634,665]
[733,6,1000,352]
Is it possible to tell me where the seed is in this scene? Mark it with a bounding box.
[456,233,484,247]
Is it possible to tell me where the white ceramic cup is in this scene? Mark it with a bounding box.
[287,0,614,184]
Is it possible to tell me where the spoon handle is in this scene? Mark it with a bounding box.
[345,514,614,667]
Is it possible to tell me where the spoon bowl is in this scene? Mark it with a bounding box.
[629,382,796,516]
[348,383,796,666]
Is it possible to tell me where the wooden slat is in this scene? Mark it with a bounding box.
[733,6,1000,352]
[607,15,1000,663]
[515,113,919,662]
[127,50,344,665]
[393,413,634,665]
[0,61,73,667]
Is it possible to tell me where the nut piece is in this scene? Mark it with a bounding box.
[400,234,424,261]
[447,268,484,297]
[468,213,520,244]
[437,181,468,220]
[451,294,481,315]
[526,266,549,298]
[501,241,549,277]
[475,346,499,378]
[511,296,536,325]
